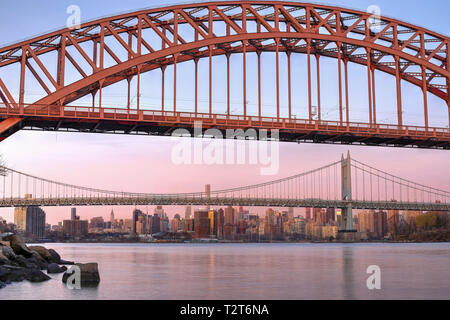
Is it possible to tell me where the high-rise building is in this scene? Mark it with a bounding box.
[110,209,115,223]
[171,214,181,232]
[132,209,144,234]
[205,185,211,210]
[358,210,387,239]
[326,208,336,223]
[14,206,46,239]
[71,208,77,221]
[89,216,105,230]
[288,208,294,221]
[185,205,192,220]
[150,214,161,234]
[205,184,211,198]
[305,208,311,220]
[217,208,225,239]
[194,209,210,239]
[14,207,27,231]
[225,206,234,225]
[208,209,218,236]
[63,219,88,237]
[63,209,87,237]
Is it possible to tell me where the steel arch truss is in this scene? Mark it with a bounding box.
[0,1,449,147]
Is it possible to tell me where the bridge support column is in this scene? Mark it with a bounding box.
[340,151,356,233]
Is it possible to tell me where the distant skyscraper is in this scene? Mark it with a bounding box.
[225,206,234,225]
[110,209,115,223]
[194,209,210,239]
[205,184,211,210]
[71,208,77,221]
[14,207,27,231]
[150,214,161,234]
[205,184,211,198]
[305,208,311,220]
[185,205,192,220]
[288,208,294,220]
[132,209,144,234]
[14,206,46,239]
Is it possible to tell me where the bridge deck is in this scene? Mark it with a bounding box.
[1,105,449,149]
[1,197,448,212]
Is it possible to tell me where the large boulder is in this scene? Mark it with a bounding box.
[0,265,50,284]
[0,252,9,265]
[4,235,34,258]
[28,246,52,261]
[48,249,61,264]
[14,255,38,269]
[47,263,67,274]
[28,252,48,270]
[62,263,100,285]
[1,246,16,261]
[25,268,51,282]
[0,265,27,282]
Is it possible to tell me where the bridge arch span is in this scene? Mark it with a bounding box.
[0,1,449,148]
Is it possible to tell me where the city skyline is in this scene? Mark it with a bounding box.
[0,141,449,225]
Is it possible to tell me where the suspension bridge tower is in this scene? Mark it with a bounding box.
[340,151,356,233]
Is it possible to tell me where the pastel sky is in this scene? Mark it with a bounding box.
[0,0,449,225]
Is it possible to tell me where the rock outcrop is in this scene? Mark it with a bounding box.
[28,246,53,262]
[4,235,34,258]
[0,234,96,289]
[47,263,67,274]
[0,265,51,283]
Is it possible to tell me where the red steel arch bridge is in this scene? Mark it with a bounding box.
[0,1,449,148]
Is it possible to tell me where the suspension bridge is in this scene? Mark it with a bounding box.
[0,1,449,149]
[0,152,448,231]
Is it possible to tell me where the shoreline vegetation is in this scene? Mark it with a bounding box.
[0,234,99,289]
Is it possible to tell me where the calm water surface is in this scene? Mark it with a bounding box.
[1,243,449,300]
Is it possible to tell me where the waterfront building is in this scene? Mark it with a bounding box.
[305,208,311,220]
[150,214,161,234]
[184,218,194,233]
[217,208,225,239]
[225,206,234,225]
[208,209,218,236]
[132,209,145,234]
[63,219,88,237]
[14,205,46,239]
[110,209,115,223]
[322,226,338,240]
[358,210,388,239]
[185,205,192,220]
[89,216,105,231]
[171,214,181,232]
[194,209,210,239]
[71,208,77,221]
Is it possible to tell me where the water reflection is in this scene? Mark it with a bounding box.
[341,246,355,300]
[0,243,449,300]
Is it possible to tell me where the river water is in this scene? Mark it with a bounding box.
[0,243,449,300]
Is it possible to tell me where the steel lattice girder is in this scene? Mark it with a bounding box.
[0,1,448,106]
[0,1,449,146]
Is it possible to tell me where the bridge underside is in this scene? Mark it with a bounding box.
[2,115,449,149]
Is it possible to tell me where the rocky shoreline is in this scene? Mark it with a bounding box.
[0,234,99,289]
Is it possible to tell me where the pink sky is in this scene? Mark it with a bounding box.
[0,130,448,225]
